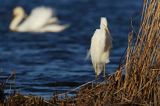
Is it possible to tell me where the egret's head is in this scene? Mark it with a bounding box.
[13,6,25,17]
[100,17,108,29]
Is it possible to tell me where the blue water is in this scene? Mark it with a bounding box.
[0,0,142,98]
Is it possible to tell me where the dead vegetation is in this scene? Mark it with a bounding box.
[0,0,160,105]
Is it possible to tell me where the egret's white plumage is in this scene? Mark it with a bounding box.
[9,6,69,32]
[89,17,112,77]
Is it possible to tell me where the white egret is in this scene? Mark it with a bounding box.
[9,6,69,32]
[89,17,112,78]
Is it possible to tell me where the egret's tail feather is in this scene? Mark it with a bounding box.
[106,58,110,63]
[85,49,90,60]
[95,63,104,76]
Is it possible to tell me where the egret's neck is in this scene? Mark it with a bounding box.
[9,13,24,31]
[100,25,106,32]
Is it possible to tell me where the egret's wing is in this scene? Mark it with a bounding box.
[91,29,106,62]
[85,49,90,60]
[104,26,112,63]
[105,27,112,48]
[19,7,55,30]
[106,58,110,63]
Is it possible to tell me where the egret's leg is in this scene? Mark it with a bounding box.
[92,64,97,88]
[103,64,106,78]
[95,64,97,79]
[95,64,98,81]
[96,74,98,80]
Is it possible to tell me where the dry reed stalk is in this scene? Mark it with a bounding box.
[121,0,160,105]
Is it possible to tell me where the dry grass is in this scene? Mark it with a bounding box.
[0,0,160,105]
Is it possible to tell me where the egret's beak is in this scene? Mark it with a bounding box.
[104,27,107,31]
[10,28,16,32]
[104,26,108,32]
[12,13,15,19]
[24,13,27,19]
[102,23,107,29]
[103,24,109,33]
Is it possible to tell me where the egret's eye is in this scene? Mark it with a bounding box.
[12,13,16,18]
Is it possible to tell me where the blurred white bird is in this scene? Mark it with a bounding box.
[9,6,69,32]
[89,17,112,78]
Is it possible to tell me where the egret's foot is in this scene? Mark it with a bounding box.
[91,81,94,88]
[103,72,108,81]
[92,75,97,88]
[103,73,106,78]
[103,64,106,80]
[103,75,107,80]
[95,75,98,86]
[103,74,106,78]
[96,74,98,80]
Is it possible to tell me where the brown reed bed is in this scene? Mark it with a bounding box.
[0,0,160,105]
